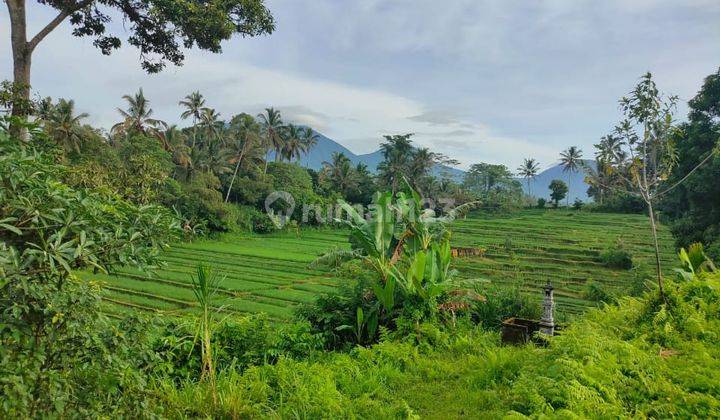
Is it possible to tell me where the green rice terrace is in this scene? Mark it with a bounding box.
[81,209,675,320]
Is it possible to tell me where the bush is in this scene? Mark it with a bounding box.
[153,314,325,382]
[537,198,546,209]
[583,280,616,304]
[573,198,584,210]
[235,204,275,233]
[599,240,634,269]
[470,284,542,330]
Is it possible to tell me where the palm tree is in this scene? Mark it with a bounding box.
[517,158,541,195]
[112,88,162,137]
[559,146,583,206]
[35,97,54,121]
[157,125,192,176]
[198,107,222,149]
[378,134,414,194]
[301,127,318,165]
[45,98,88,153]
[225,114,261,202]
[321,152,356,197]
[595,134,626,165]
[179,91,206,150]
[257,107,285,166]
[281,124,305,162]
[409,147,436,195]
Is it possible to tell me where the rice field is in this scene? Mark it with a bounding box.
[82,209,676,319]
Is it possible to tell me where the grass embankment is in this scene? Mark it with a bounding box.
[83,209,675,318]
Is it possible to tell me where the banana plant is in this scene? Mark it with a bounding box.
[675,243,717,281]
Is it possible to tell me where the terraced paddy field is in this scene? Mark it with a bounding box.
[82,209,676,320]
[452,210,676,315]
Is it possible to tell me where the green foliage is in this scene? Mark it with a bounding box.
[675,243,717,281]
[660,67,720,256]
[470,284,542,330]
[572,198,584,210]
[154,314,325,382]
[0,131,179,417]
[153,272,720,418]
[549,179,568,207]
[599,240,634,269]
[536,197,546,208]
[583,280,617,304]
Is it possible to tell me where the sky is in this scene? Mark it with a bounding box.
[2,0,719,171]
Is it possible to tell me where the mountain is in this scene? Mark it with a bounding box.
[290,130,593,203]
[291,131,465,180]
[517,159,595,204]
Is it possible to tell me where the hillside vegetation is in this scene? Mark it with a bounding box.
[156,274,720,418]
[86,209,674,320]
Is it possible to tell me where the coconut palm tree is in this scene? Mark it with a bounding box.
[225,114,261,202]
[321,152,356,197]
[197,107,223,150]
[157,125,192,176]
[517,158,541,195]
[595,134,626,165]
[258,107,285,165]
[179,91,206,150]
[559,146,583,206]
[281,124,306,162]
[45,98,89,153]
[301,127,319,164]
[112,88,162,137]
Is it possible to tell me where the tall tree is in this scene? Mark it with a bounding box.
[517,158,541,195]
[198,107,222,149]
[225,113,261,202]
[179,91,206,150]
[600,72,707,297]
[4,0,274,135]
[320,152,357,198]
[659,68,720,260]
[258,107,285,165]
[112,89,162,137]
[377,133,414,194]
[559,146,583,206]
[43,98,88,154]
[281,124,305,162]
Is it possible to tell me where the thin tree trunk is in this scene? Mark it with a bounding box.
[225,146,246,202]
[567,173,571,207]
[647,200,665,298]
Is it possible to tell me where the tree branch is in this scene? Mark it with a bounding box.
[656,147,719,199]
[27,0,94,52]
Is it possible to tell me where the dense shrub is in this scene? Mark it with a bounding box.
[599,240,634,269]
[153,314,325,382]
[537,197,546,209]
[470,284,542,330]
[583,280,617,304]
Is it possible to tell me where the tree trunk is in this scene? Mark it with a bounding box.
[225,147,246,202]
[7,0,31,138]
[567,173,571,207]
[647,200,665,298]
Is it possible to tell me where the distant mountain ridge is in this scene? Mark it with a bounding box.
[294,130,593,203]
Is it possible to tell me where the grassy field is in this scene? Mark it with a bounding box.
[81,209,676,319]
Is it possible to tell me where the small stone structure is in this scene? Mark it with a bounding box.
[450,247,486,258]
[501,282,556,345]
